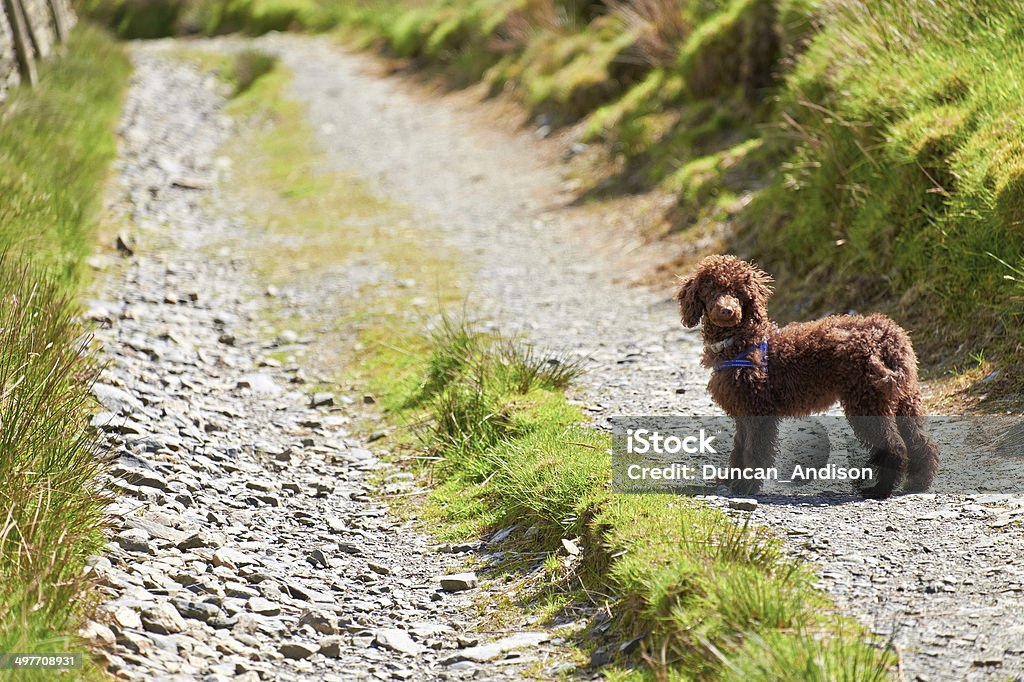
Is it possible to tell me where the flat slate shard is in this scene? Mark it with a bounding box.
[92,383,144,415]
[374,629,424,656]
[444,632,549,664]
[438,572,478,592]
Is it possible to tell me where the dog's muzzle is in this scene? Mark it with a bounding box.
[707,295,742,327]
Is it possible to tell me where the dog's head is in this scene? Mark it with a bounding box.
[675,255,774,330]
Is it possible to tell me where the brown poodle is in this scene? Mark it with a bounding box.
[676,255,939,498]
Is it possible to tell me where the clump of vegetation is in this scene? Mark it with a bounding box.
[0,23,130,674]
[0,257,106,670]
[0,23,131,283]
[79,0,342,37]
[364,314,894,678]
[230,49,278,94]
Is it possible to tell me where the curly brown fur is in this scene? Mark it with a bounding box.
[676,254,939,498]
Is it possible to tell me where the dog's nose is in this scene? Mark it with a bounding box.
[718,306,735,318]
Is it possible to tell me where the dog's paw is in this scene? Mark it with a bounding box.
[858,484,894,500]
[729,479,763,496]
[901,477,934,494]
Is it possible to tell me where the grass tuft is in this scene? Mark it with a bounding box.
[231,49,279,95]
[0,257,107,673]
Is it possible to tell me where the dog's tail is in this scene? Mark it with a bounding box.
[895,395,939,492]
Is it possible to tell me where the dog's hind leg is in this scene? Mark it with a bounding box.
[847,415,907,499]
[746,416,780,470]
[896,396,939,492]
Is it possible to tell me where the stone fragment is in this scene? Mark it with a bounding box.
[115,528,153,554]
[247,597,281,616]
[319,636,345,658]
[438,573,477,592]
[80,621,116,647]
[444,632,548,663]
[374,629,424,656]
[279,641,319,660]
[367,561,390,576]
[93,383,143,415]
[310,392,334,408]
[141,602,188,635]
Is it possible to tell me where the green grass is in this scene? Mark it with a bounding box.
[0,259,106,681]
[752,0,1024,359]
[79,0,345,38]
[362,314,894,680]
[0,23,130,679]
[0,23,131,284]
[230,49,279,95]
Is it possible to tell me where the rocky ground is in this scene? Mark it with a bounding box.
[82,51,582,681]
[84,34,1024,682]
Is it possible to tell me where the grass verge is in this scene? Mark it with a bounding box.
[0,23,131,284]
[79,0,345,38]
[0,23,130,678]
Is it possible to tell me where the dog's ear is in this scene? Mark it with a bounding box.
[675,274,704,327]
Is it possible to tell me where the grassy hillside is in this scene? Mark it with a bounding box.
[338,0,1024,387]
[754,1,1024,356]
[0,24,130,677]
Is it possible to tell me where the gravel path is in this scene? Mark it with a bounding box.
[84,50,579,681]
[85,35,1024,681]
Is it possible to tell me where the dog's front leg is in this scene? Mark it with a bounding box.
[731,416,778,495]
[729,417,749,471]
[747,416,780,471]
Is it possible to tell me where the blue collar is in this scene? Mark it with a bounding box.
[713,340,768,371]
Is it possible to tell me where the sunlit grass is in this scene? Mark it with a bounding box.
[0,23,129,678]
[0,24,130,284]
